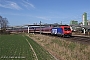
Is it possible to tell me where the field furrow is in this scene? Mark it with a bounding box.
[0,34,35,60]
[0,34,55,60]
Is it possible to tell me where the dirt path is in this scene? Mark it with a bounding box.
[23,35,38,60]
[25,39,38,60]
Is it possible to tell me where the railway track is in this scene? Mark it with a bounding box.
[65,35,90,44]
[55,35,90,45]
[35,33,90,45]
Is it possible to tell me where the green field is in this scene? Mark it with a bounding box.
[0,34,55,60]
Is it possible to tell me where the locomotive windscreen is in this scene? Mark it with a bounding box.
[64,27,71,31]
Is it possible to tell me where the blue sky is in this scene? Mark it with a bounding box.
[0,0,90,26]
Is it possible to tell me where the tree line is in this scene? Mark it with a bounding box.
[0,15,9,34]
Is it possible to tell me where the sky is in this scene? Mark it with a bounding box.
[0,0,90,26]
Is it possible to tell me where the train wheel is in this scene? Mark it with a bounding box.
[63,35,65,38]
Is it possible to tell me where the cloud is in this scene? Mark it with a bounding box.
[36,16,51,20]
[0,0,35,10]
[0,0,22,10]
[22,0,35,9]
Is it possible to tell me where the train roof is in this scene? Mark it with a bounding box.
[24,24,68,26]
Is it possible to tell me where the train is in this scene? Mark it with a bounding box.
[29,25,72,37]
[6,25,72,37]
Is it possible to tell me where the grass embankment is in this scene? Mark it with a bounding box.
[29,34,90,60]
[0,34,55,60]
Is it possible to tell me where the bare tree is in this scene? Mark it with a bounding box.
[0,15,9,34]
[0,16,2,28]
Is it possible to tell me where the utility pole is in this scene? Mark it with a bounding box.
[40,21,41,34]
[61,21,62,25]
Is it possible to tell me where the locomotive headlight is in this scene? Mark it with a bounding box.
[67,31,69,33]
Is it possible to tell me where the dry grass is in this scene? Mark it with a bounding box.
[29,33,90,60]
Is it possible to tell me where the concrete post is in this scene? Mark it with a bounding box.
[40,21,41,34]
[83,28,86,34]
[28,26,29,33]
